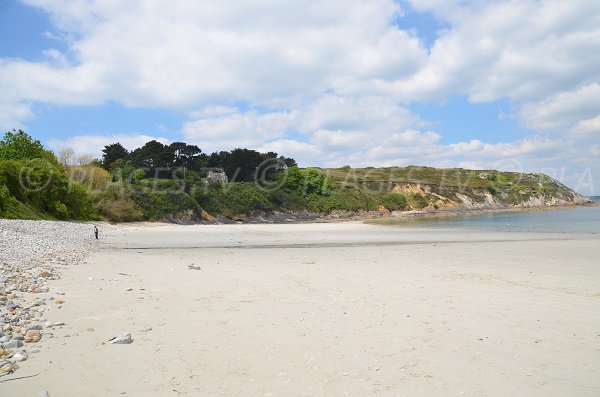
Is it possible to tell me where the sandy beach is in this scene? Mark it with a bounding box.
[2,221,599,396]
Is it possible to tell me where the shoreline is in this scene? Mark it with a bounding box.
[227,201,598,225]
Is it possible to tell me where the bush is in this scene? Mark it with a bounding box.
[219,183,274,216]
[408,193,429,209]
[96,198,143,222]
[0,159,96,220]
[132,188,198,220]
[379,192,407,211]
[308,190,373,213]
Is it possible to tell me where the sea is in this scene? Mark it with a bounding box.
[392,197,600,234]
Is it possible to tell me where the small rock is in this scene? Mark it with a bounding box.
[40,391,50,397]
[28,324,43,331]
[53,322,66,327]
[2,340,23,349]
[0,336,9,343]
[0,361,17,375]
[140,326,152,332]
[125,288,133,292]
[110,332,133,344]
[13,351,28,362]
[24,330,42,343]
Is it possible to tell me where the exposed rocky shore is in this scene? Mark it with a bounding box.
[0,220,100,378]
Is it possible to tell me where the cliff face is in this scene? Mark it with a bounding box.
[323,166,591,211]
[393,182,590,210]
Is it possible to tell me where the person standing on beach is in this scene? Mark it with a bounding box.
[94,225,99,240]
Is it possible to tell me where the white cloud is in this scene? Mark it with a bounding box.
[570,115,600,138]
[47,134,171,159]
[0,102,34,130]
[6,0,425,109]
[182,110,297,152]
[257,139,325,166]
[1,0,598,194]
[519,83,600,131]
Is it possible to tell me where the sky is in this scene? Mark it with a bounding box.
[0,0,599,195]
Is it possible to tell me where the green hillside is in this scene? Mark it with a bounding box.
[0,131,591,222]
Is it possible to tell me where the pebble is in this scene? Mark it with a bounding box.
[140,326,153,332]
[40,391,50,397]
[0,362,17,375]
[25,330,42,343]
[0,220,106,377]
[2,340,23,349]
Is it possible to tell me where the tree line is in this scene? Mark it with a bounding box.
[102,140,297,182]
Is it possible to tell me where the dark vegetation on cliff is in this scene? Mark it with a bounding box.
[0,131,590,222]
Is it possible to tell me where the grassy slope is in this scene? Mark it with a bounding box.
[319,166,585,208]
[2,164,587,222]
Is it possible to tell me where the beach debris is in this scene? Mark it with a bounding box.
[40,391,50,397]
[188,264,202,271]
[109,332,133,344]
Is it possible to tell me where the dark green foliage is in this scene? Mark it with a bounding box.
[301,168,332,195]
[379,192,407,211]
[131,187,199,220]
[307,190,374,213]
[193,183,273,216]
[169,142,203,169]
[0,159,95,220]
[192,183,224,215]
[101,143,129,169]
[207,148,295,183]
[130,140,171,170]
[0,130,53,161]
[408,193,429,209]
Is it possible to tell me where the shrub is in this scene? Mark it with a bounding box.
[379,192,407,211]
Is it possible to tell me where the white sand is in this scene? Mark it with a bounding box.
[3,222,599,396]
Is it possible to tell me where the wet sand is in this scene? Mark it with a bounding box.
[3,222,600,396]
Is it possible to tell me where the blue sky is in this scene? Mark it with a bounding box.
[1,0,599,194]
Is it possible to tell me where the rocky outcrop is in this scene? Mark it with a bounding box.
[391,178,591,211]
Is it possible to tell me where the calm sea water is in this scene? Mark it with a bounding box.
[392,197,600,234]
